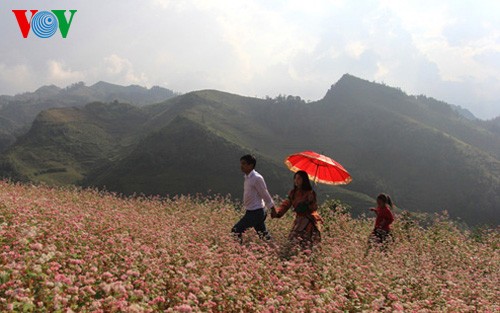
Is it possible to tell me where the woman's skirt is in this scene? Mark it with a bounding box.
[288,215,321,247]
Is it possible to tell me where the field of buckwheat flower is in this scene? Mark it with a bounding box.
[0,180,498,312]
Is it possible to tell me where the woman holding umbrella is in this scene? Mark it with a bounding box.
[272,151,352,248]
[270,171,323,248]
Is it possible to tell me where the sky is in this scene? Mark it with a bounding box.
[1,0,499,119]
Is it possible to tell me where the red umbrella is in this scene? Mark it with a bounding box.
[284,150,352,185]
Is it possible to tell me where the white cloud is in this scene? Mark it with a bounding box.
[375,62,390,80]
[381,0,500,83]
[152,0,170,9]
[417,39,500,82]
[0,0,498,117]
[151,0,318,86]
[0,63,36,92]
[46,55,149,88]
[151,0,187,11]
[47,60,85,83]
[345,41,367,59]
[103,54,148,85]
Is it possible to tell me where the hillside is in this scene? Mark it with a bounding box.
[0,82,176,152]
[1,74,499,225]
[0,182,498,311]
[483,116,500,135]
[314,75,500,224]
[88,116,289,197]
[323,75,500,159]
[0,102,149,185]
[101,91,378,209]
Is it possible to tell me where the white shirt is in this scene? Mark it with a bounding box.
[243,170,275,211]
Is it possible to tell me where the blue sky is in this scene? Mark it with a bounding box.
[1,0,499,118]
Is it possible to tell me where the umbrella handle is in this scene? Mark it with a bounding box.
[313,164,319,190]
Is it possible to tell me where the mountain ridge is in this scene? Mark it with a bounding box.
[0,82,177,152]
[1,74,498,225]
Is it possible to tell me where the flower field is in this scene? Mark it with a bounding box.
[0,181,498,312]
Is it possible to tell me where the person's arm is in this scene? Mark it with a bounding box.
[273,191,293,218]
[307,191,318,211]
[386,208,395,225]
[254,176,275,210]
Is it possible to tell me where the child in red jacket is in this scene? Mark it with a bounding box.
[368,194,395,252]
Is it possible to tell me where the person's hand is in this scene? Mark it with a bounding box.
[369,207,376,212]
[270,207,278,218]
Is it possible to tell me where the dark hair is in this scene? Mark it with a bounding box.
[377,193,394,208]
[294,170,313,191]
[240,154,257,168]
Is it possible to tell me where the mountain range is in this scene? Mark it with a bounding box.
[0,81,177,152]
[0,74,498,225]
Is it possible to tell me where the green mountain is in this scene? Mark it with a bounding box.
[90,90,376,208]
[315,76,499,224]
[0,102,148,185]
[0,82,176,152]
[1,74,498,225]
[88,116,288,197]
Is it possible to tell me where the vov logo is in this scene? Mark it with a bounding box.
[12,10,77,38]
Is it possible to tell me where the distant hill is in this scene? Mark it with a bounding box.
[87,116,289,197]
[1,74,498,225]
[482,116,500,135]
[0,102,148,185]
[450,104,477,120]
[0,82,176,152]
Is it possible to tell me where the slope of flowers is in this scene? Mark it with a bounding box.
[0,181,498,312]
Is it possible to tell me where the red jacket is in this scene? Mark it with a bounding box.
[374,205,394,231]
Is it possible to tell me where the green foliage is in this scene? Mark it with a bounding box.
[320,198,352,215]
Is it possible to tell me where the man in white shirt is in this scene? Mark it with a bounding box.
[232,154,275,243]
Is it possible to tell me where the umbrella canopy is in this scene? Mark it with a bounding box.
[284,150,352,185]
